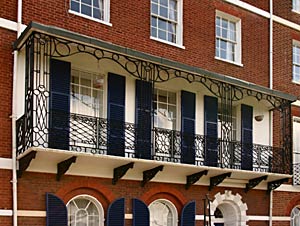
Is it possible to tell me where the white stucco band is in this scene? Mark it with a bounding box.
[210,190,249,226]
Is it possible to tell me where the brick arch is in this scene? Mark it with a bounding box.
[286,195,300,216]
[140,185,187,214]
[56,180,115,211]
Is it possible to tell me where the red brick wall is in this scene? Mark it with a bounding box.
[274,1,300,25]
[273,190,300,216]
[273,22,300,97]
[242,0,269,12]
[0,28,14,158]
[0,217,12,226]
[20,0,270,87]
[0,170,12,210]
[17,172,269,218]
[0,0,17,22]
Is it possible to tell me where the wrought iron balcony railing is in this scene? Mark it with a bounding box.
[293,163,300,185]
[16,113,290,174]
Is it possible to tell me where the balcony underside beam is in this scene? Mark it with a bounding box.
[209,172,232,191]
[56,156,77,181]
[141,165,164,187]
[17,151,37,178]
[245,175,268,192]
[112,162,134,185]
[186,170,208,190]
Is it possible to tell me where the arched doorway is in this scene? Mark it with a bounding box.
[210,190,249,226]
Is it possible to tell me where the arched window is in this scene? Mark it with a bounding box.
[291,206,300,226]
[149,199,178,226]
[67,195,104,226]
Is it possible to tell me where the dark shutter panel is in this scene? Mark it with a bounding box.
[46,193,68,226]
[241,104,253,170]
[204,95,218,167]
[107,198,125,226]
[49,59,71,150]
[135,80,152,159]
[107,73,125,156]
[181,91,196,164]
[181,201,196,226]
[132,198,150,226]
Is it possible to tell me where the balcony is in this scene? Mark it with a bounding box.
[16,112,289,175]
[13,22,296,190]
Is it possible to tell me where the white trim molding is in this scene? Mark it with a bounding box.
[0,209,13,216]
[0,157,13,170]
[223,0,270,18]
[0,18,26,33]
[17,210,46,217]
[0,18,18,31]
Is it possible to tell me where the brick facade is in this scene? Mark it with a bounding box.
[0,0,300,226]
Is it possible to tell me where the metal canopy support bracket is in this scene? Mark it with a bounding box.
[186,170,208,190]
[56,156,77,181]
[141,165,164,187]
[112,162,134,185]
[267,178,289,192]
[245,175,268,192]
[209,172,231,191]
[17,151,37,178]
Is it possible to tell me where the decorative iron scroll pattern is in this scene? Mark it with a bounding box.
[24,32,290,108]
[15,31,293,175]
[16,113,289,174]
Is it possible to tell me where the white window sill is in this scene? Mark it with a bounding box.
[68,10,112,27]
[292,9,300,15]
[150,37,185,49]
[292,79,300,85]
[215,56,243,67]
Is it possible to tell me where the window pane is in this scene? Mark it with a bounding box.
[152,3,158,14]
[93,8,101,19]
[151,27,157,37]
[151,17,157,27]
[93,0,99,7]
[158,19,167,30]
[82,4,92,16]
[160,0,168,6]
[160,6,168,18]
[158,30,166,39]
[71,1,79,12]
[82,0,91,5]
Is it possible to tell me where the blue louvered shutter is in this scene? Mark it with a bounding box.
[132,198,150,226]
[49,59,71,150]
[204,96,218,167]
[181,201,196,226]
[135,80,152,159]
[107,198,125,226]
[46,193,68,226]
[181,91,196,164]
[241,104,253,170]
[107,73,125,156]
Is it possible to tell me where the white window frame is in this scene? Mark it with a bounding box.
[69,0,111,26]
[293,0,300,13]
[67,194,105,226]
[293,116,300,185]
[153,88,178,130]
[291,206,300,226]
[215,10,242,66]
[293,40,300,84]
[150,0,184,49]
[149,199,178,226]
[70,68,105,118]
